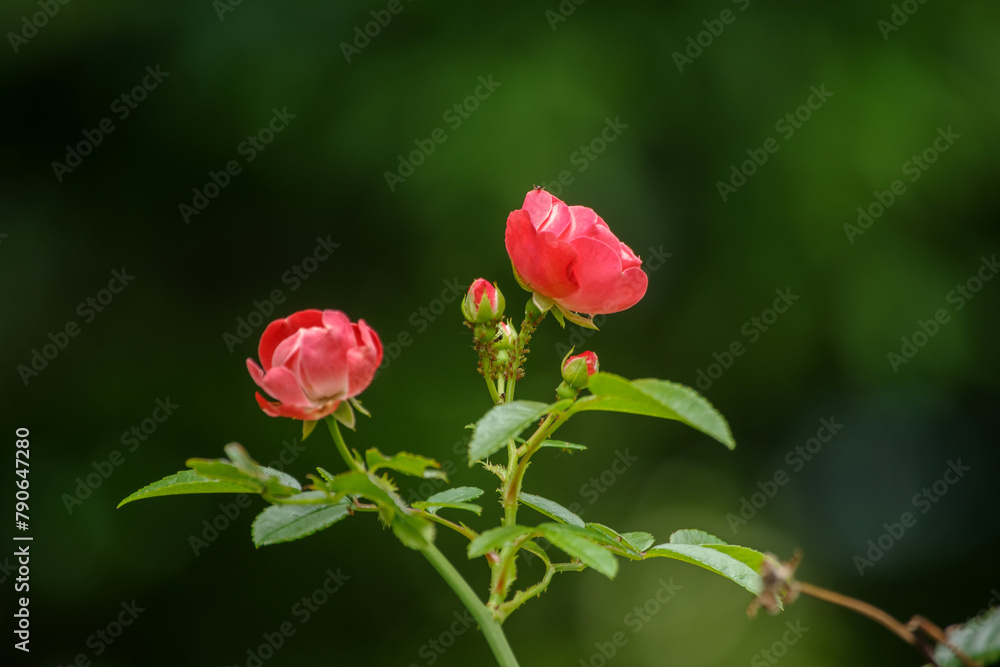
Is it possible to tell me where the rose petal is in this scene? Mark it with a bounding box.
[257,309,323,371]
[505,209,578,298]
[257,366,313,408]
[295,327,350,401]
[558,236,647,314]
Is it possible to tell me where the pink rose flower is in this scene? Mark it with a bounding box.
[505,189,647,319]
[246,309,383,421]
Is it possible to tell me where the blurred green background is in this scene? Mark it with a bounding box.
[3,1,999,665]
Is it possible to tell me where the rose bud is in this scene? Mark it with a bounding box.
[462,278,505,324]
[494,320,519,350]
[246,309,382,421]
[561,350,599,389]
[505,189,647,322]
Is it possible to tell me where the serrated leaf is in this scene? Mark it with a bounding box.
[412,487,484,515]
[667,529,769,574]
[668,529,728,546]
[118,470,261,508]
[323,471,403,514]
[571,373,735,449]
[252,492,352,546]
[316,466,337,484]
[537,523,618,579]
[259,467,303,498]
[644,543,762,596]
[929,607,1000,667]
[622,532,656,553]
[468,401,554,464]
[520,492,585,528]
[538,439,587,452]
[391,513,436,550]
[224,442,260,474]
[365,448,446,480]
[186,458,257,483]
[468,525,534,558]
[584,523,646,558]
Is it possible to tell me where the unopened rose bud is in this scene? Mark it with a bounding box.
[462,278,505,324]
[561,351,598,389]
[494,321,519,350]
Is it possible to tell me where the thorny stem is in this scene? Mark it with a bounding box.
[420,541,520,667]
[325,416,363,473]
[417,510,480,543]
[795,582,980,667]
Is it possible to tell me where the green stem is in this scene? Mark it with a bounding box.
[484,374,502,404]
[325,417,363,472]
[420,542,521,667]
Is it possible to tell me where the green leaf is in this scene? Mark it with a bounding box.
[666,529,769,574]
[320,471,403,516]
[252,492,352,546]
[258,467,303,498]
[538,439,587,452]
[668,529,727,546]
[468,525,534,558]
[519,492,585,528]
[189,447,301,499]
[468,401,554,464]
[585,523,655,558]
[644,540,762,596]
[186,458,258,484]
[412,486,484,515]
[537,523,618,579]
[118,470,262,508]
[572,373,735,449]
[928,607,1000,667]
[365,448,446,480]
[390,513,436,550]
[621,532,656,553]
[223,442,260,474]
